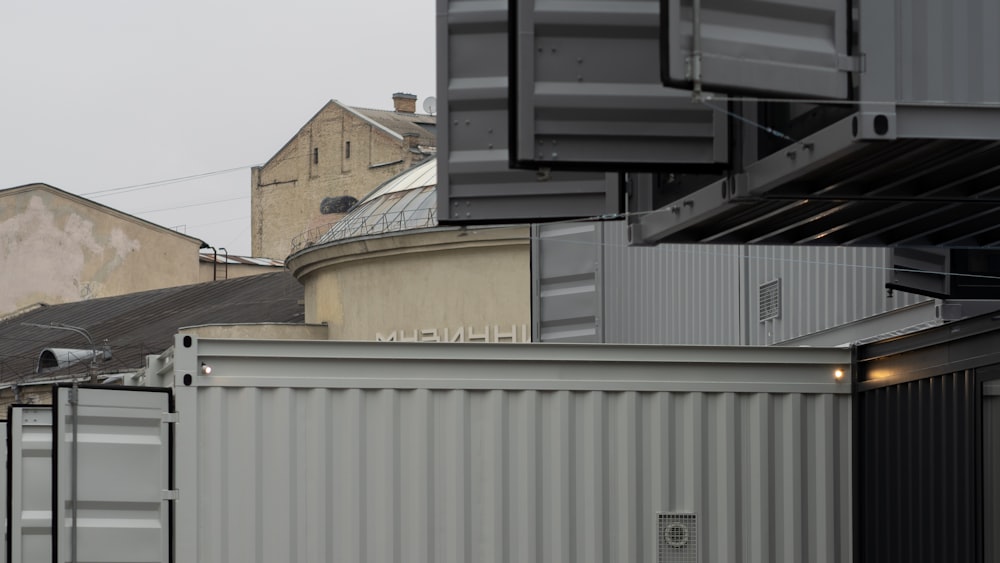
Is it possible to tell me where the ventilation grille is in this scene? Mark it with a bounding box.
[657,513,697,563]
[758,278,781,322]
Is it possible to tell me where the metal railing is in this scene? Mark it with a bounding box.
[290,207,438,254]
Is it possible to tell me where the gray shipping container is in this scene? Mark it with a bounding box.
[986,381,1000,563]
[8,407,51,563]
[0,421,6,563]
[535,221,933,345]
[0,338,834,562]
[435,0,620,224]
[155,337,852,563]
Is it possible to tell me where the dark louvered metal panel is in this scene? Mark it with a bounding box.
[855,316,1000,563]
[985,383,1000,563]
[856,371,979,563]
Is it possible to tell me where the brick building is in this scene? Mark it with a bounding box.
[251,93,436,259]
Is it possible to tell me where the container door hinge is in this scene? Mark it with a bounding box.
[161,412,179,424]
[162,489,180,501]
[837,53,864,73]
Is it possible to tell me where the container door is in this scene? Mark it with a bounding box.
[0,421,6,563]
[661,0,851,99]
[511,0,727,170]
[437,0,621,225]
[7,406,52,563]
[53,386,173,563]
[532,222,604,342]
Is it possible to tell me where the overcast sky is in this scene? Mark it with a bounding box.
[0,0,436,256]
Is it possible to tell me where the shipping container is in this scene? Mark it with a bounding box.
[7,407,51,563]
[8,338,852,563]
[437,0,1000,252]
[854,313,1000,563]
[0,420,6,563]
[534,221,935,346]
[435,0,620,224]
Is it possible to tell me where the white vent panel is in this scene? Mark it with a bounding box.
[759,279,782,322]
[657,512,697,563]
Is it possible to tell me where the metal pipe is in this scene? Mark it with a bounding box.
[691,0,703,101]
[68,383,79,563]
[220,247,229,280]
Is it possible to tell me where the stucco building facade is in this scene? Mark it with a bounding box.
[0,183,205,315]
[251,93,436,260]
[285,158,531,342]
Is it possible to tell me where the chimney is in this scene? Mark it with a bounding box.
[392,92,417,113]
[403,132,420,149]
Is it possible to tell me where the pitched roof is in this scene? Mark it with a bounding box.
[0,183,205,247]
[352,107,436,147]
[0,272,304,384]
[259,99,437,168]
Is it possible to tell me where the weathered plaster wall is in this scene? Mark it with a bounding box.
[0,187,201,314]
[251,102,427,260]
[287,227,531,342]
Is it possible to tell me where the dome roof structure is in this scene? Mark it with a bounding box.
[316,158,437,244]
[284,154,530,342]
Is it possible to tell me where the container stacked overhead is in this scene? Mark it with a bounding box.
[437,0,1000,250]
[623,0,1000,248]
[435,0,620,224]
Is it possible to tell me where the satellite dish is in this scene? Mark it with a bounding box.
[422,96,437,115]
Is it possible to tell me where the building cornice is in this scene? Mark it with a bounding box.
[286,226,530,280]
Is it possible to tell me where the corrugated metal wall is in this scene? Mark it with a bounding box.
[856,372,980,563]
[985,382,1000,563]
[179,386,851,563]
[895,0,1000,104]
[745,246,928,346]
[537,222,930,345]
[0,421,6,563]
[601,223,743,345]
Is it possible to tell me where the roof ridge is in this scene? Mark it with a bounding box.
[352,105,435,118]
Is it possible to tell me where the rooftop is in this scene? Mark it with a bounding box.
[0,182,204,246]
[312,157,438,247]
[0,272,304,384]
[352,106,436,147]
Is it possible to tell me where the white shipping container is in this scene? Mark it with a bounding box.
[8,407,51,563]
[0,420,7,563]
[151,337,853,563]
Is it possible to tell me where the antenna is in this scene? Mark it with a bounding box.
[422,96,437,115]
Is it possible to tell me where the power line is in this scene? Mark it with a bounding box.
[188,215,249,229]
[80,165,257,198]
[78,146,319,201]
[133,195,248,215]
